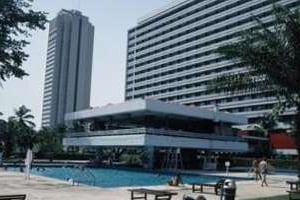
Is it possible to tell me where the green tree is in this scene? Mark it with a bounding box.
[211,5,300,177]
[10,105,35,128]
[0,106,38,157]
[4,119,17,157]
[0,117,17,158]
[0,116,7,155]
[0,0,47,83]
[37,127,64,154]
[10,105,36,151]
[0,112,14,158]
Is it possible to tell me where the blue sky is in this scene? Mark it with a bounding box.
[0,0,175,128]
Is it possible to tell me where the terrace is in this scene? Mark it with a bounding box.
[64,99,248,150]
[63,99,249,169]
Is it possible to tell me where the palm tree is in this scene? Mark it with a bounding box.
[10,105,35,128]
[211,5,300,177]
[10,105,36,151]
[0,107,37,156]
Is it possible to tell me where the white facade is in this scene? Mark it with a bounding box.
[65,99,247,124]
[125,0,300,122]
[42,10,94,128]
[64,133,248,152]
[64,99,248,152]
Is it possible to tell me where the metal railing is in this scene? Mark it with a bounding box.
[66,127,245,142]
[71,166,96,186]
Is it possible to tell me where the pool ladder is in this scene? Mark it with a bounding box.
[68,166,96,186]
[162,148,184,170]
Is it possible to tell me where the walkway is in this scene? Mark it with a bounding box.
[0,170,297,200]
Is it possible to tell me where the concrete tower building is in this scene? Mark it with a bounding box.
[42,9,94,128]
[125,0,300,122]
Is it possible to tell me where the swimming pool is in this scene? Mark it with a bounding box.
[9,167,242,188]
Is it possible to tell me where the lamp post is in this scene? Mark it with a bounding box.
[225,161,230,176]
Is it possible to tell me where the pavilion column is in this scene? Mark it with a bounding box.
[95,147,103,164]
[143,146,155,169]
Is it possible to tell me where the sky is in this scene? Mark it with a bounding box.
[0,0,176,128]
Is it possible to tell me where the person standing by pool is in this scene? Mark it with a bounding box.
[252,158,261,181]
[259,158,268,187]
[168,173,183,186]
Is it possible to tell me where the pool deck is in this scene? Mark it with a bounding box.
[0,169,297,200]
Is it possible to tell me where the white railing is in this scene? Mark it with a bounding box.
[66,127,245,142]
[71,166,96,186]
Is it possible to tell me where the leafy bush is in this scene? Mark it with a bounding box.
[120,154,142,166]
[34,152,94,160]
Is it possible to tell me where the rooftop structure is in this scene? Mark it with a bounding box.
[65,98,246,124]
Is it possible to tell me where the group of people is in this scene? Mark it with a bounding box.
[167,158,269,200]
[251,157,268,187]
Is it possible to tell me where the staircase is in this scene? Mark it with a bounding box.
[162,148,184,170]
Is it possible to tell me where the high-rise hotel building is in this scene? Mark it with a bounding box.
[42,10,94,128]
[125,0,299,122]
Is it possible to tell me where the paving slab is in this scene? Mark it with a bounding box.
[0,170,297,200]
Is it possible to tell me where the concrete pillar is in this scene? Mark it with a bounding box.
[143,146,155,169]
[95,147,103,164]
[204,151,217,170]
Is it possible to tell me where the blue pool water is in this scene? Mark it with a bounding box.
[10,167,236,188]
